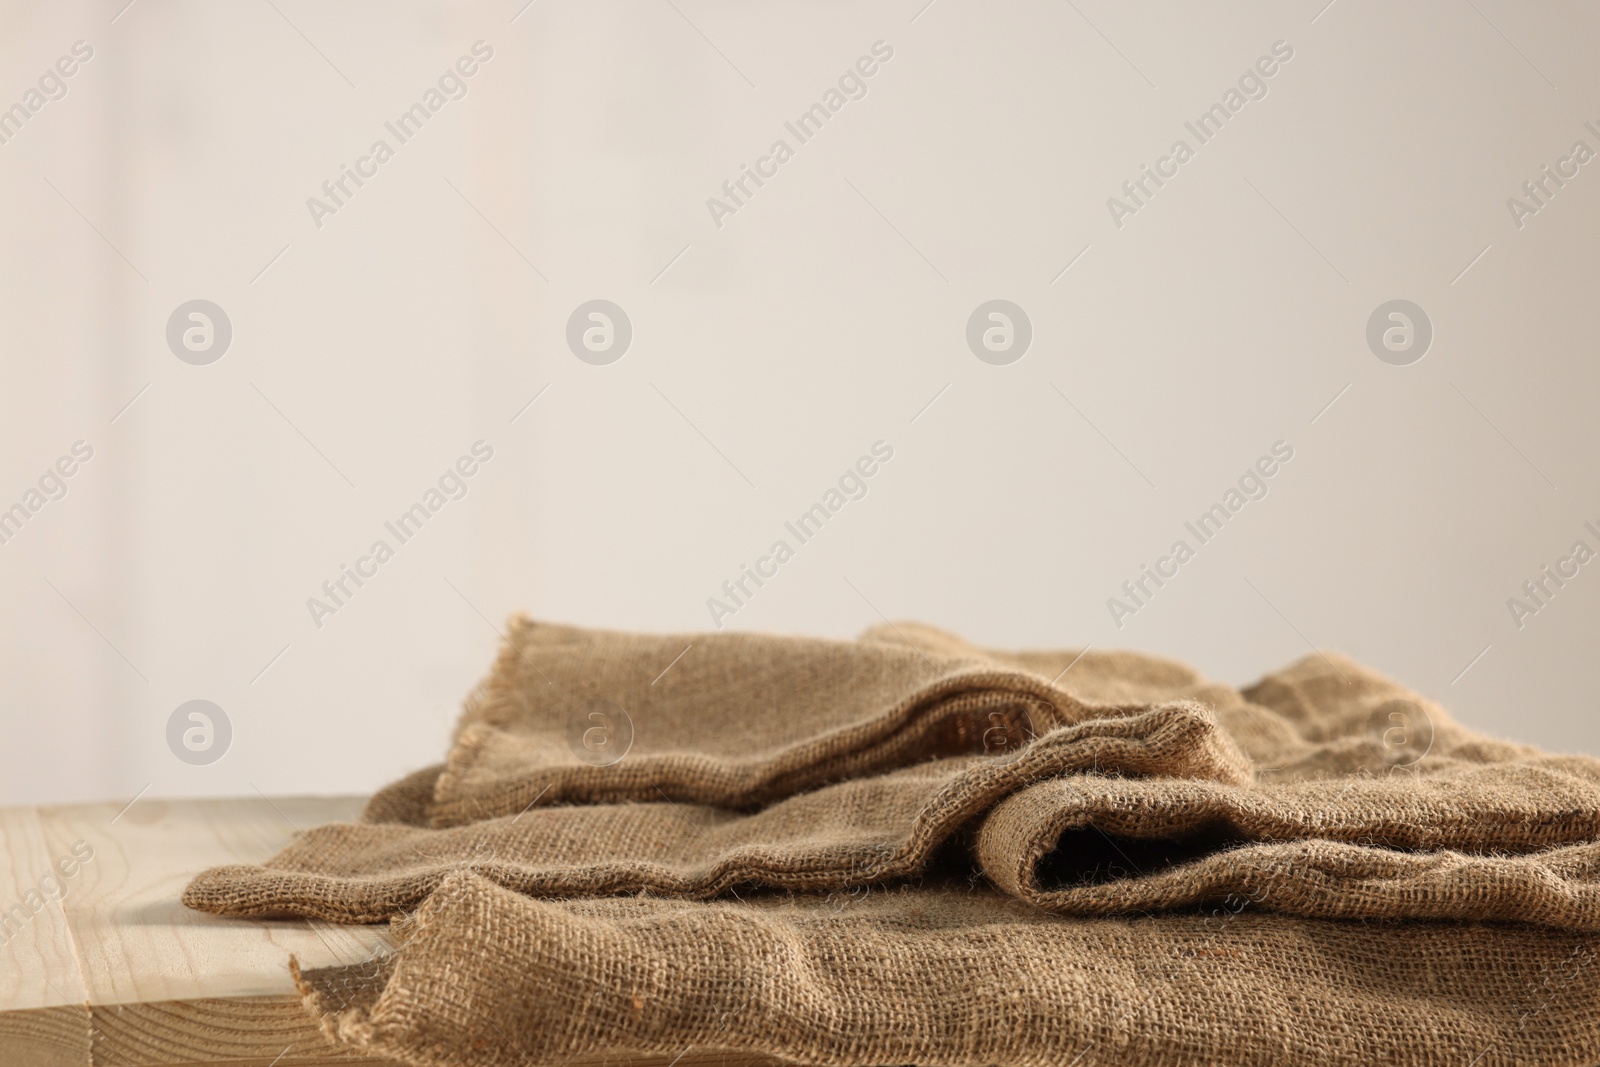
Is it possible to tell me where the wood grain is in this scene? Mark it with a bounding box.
[0,805,90,1011]
[0,795,400,1066]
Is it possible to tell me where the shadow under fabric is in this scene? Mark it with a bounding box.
[185,618,1600,1067]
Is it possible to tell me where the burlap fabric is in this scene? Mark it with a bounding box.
[184,618,1600,1066]
[294,875,1600,1067]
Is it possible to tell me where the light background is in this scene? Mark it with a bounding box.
[1,0,1596,805]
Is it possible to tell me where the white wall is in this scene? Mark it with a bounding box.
[1,0,1597,805]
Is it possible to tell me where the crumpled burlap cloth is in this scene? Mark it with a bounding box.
[185,618,1600,1066]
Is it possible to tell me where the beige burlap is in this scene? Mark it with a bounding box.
[292,873,1600,1067]
[184,618,1600,1065]
[422,619,1115,826]
[184,702,1252,921]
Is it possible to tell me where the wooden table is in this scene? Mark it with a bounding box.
[0,796,399,1067]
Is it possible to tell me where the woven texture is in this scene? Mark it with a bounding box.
[185,617,1600,1066]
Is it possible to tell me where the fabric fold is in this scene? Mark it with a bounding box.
[185,701,1250,922]
[423,618,1145,827]
[977,773,1600,926]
